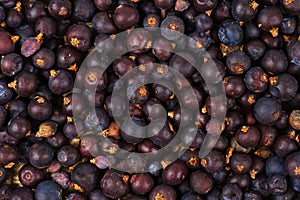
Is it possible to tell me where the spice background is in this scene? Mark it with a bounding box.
[0,0,299,199]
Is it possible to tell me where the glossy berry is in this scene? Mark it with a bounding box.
[149,185,177,200]
[35,17,57,38]
[244,67,268,93]
[28,96,53,120]
[231,0,259,21]
[287,41,300,67]
[113,5,139,30]
[21,35,43,57]
[56,45,82,69]
[48,70,73,95]
[24,1,48,24]
[0,6,5,21]
[57,145,80,167]
[151,39,172,62]
[245,40,266,61]
[193,0,218,12]
[257,6,282,31]
[254,97,282,126]
[154,0,175,10]
[285,152,300,178]
[230,152,253,174]
[130,173,154,195]
[190,170,213,195]
[71,162,99,192]
[66,24,92,52]
[269,73,298,102]
[201,150,226,173]
[274,135,297,158]
[94,0,115,10]
[35,180,62,200]
[226,50,251,74]
[221,184,243,200]
[224,76,245,98]
[7,115,31,139]
[101,169,130,199]
[162,161,188,185]
[19,164,45,187]
[0,53,23,76]
[92,12,118,34]
[261,49,288,75]
[0,31,15,54]
[29,142,53,168]
[48,0,72,19]
[218,20,243,47]
[0,144,18,165]
[10,188,34,200]
[72,0,95,22]
[280,17,297,35]
[236,126,260,148]
[265,156,285,176]
[267,173,287,194]
[280,0,300,15]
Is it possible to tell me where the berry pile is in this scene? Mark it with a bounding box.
[0,0,299,199]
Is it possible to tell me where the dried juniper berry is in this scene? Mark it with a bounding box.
[261,49,288,75]
[162,161,188,185]
[66,24,92,52]
[7,115,31,139]
[48,0,72,19]
[244,40,266,61]
[0,144,18,165]
[92,12,118,34]
[218,20,243,47]
[0,53,23,76]
[200,149,225,173]
[29,142,53,169]
[149,185,177,200]
[48,70,73,95]
[57,145,80,167]
[269,73,298,102]
[267,173,287,195]
[236,126,260,149]
[0,31,15,54]
[10,188,34,200]
[71,162,99,192]
[190,170,213,195]
[113,5,139,30]
[35,180,62,200]
[18,164,45,187]
[193,0,218,12]
[230,152,253,174]
[257,6,283,31]
[226,50,251,74]
[231,0,259,21]
[221,184,243,200]
[35,17,57,38]
[244,67,268,93]
[274,135,298,158]
[130,173,154,195]
[100,169,130,199]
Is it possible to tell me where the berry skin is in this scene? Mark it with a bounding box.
[254,97,282,126]
[35,180,62,200]
[218,20,243,47]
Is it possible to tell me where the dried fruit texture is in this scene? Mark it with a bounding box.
[0,0,299,199]
[36,121,58,138]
